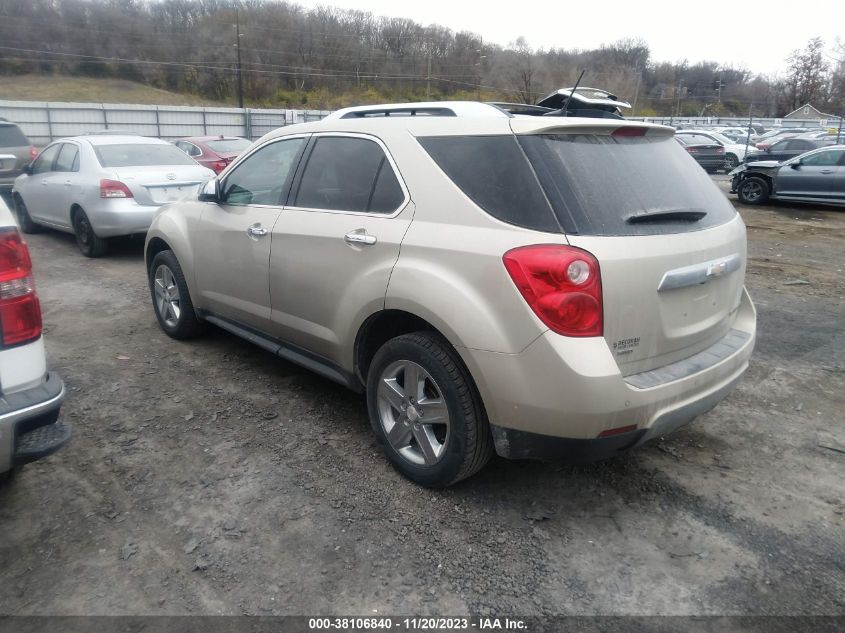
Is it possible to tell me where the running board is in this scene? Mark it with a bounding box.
[202,314,361,391]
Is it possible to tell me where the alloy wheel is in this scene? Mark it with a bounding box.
[741,180,763,202]
[153,264,182,327]
[377,360,451,466]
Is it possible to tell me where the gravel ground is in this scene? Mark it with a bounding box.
[0,182,843,616]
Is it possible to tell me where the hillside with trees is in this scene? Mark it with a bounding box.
[1,0,843,117]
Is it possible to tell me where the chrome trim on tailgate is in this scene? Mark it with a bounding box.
[658,254,742,291]
[625,329,751,389]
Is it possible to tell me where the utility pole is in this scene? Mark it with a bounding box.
[717,73,723,104]
[674,80,683,122]
[837,107,844,144]
[426,46,432,101]
[631,67,642,117]
[234,9,244,109]
[744,102,754,159]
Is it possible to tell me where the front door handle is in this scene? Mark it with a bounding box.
[820,169,834,174]
[63,180,72,187]
[344,229,377,246]
[40,179,48,186]
[247,224,268,238]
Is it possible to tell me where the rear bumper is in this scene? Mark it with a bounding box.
[463,287,756,462]
[87,199,161,237]
[0,372,71,473]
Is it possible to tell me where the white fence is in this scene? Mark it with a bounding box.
[0,100,332,145]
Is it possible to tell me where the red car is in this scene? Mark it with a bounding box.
[173,136,251,174]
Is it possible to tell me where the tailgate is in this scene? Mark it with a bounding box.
[569,216,747,375]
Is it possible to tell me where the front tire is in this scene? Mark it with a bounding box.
[72,208,108,257]
[737,176,770,205]
[149,250,205,339]
[13,194,42,234]
[366,332,493,487]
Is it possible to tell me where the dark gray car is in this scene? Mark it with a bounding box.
[0,120,35,193]
[744,137,832,164]
[729,145,845,206]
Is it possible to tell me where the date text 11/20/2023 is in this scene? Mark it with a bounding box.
[308,617,528,630]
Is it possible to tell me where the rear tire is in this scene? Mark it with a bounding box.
[13,194,42,234]
[72,208,108,257]
[724,154,738,172]
[149,249,206,339]
[737,176,770,205]
[366,331,493,487]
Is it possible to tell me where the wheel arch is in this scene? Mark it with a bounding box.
[354,309,480,392]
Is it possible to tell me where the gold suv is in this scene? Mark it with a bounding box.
[145,102,756,487]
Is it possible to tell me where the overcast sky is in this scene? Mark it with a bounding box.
[296,0,844,76]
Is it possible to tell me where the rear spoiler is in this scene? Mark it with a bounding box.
[509,118,674,137]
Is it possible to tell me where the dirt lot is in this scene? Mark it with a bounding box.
[0,181,843,617]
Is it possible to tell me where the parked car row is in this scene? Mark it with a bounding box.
[2,125,254,257]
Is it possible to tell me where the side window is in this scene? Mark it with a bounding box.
[55,143,79,172]
[187,143,202,157]
[802,150,844,167]
[220,137,305,206]
[771,141,788,151]
[294,136,405,213]
[31,144,60,174]
[174,141,189,154]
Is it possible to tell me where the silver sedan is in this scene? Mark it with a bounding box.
[12,133,214,257]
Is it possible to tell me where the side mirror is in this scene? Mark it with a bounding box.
[790,163,800,170]
[22,163,32,176]
[198,178,220,202]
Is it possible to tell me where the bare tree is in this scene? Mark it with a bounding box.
[784,37,830,110]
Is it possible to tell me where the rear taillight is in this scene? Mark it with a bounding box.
[685,147,699,154]
[0,228,42,346]
[29,146,39,161]
[211,160,228,173]
[503,244,603,337]
[100,179,134,198]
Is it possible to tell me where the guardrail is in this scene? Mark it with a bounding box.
[0,100,332,145]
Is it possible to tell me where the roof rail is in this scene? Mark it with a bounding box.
[324,101,510,121]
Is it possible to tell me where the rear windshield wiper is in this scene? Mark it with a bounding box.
[626,209,707,224]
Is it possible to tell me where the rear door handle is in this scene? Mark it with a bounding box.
[344,229,377,246]
[246,224,268,238]
[63,180,72,187]
[40,179,48,186]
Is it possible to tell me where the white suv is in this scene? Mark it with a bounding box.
[0,196,70,481]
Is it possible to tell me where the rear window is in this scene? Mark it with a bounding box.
[420,134,736,236]
[0,124,28,147]
[206,139,251,153]
[94,143,197,167]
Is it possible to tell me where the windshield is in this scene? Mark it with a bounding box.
[206,138,251,153]
[709,132,735,145]
[94,143,198,167]
[518,134,736,235]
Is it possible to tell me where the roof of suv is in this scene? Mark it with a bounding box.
[268,101,672,142]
